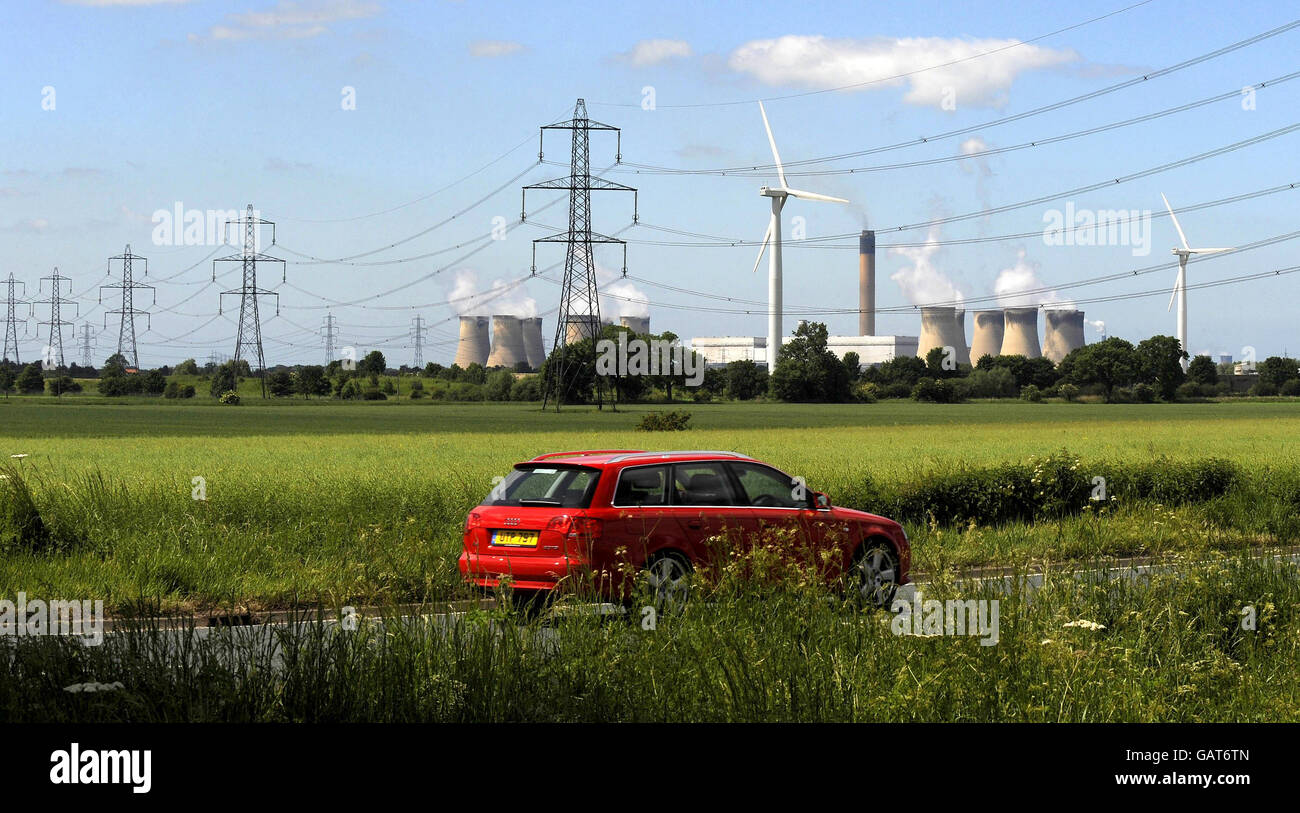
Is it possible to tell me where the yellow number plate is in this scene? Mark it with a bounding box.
[492,530,539,547]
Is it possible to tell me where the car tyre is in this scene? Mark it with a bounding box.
[850,540,899,609]
[643,551,693,614]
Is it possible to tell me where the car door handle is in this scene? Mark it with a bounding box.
[686,520,703,529]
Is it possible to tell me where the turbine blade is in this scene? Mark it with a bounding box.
[751,221,773,274]
[1189,247,1234,254]
[758,102,787,189]
[1167,266,1184,312]
[1161,192,1191,251]
[785,188,850,204]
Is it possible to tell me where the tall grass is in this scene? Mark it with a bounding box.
[2,552,1296,722]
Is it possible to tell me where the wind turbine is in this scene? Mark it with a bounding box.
[751,102,849,369]
[1161,193,1233,372]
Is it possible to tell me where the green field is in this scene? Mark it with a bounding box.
[3,398,1299,613]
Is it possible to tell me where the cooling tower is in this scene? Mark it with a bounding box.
[522,317,546,370]
[970,310,1005,363]
[859,230,876,336]
[916,306,969,365]
[453,316,490,368]
[1000,308,1042,358]
[486,315,527,369]
[1043,309,1086,363]
[619,316,650,335]
[564,314,601,345]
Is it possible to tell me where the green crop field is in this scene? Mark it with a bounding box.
[3,398,1299,613]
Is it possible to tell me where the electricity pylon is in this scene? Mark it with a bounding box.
[101,244,155,369]
[213,204,285,396]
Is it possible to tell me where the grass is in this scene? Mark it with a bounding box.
[2,550,1296,722]
[1,399,1299,612]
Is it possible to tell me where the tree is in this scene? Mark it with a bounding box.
[174,358,199,375]
[359,350,387,375]
[1134,335,1187,400]
[724,360,767,401]
[0,367,13,398]
[209,361,239,398]
[841,352,861,383]
[1257,356,1299,389]
[102,353,129,378]
[769,321,852,402]
[484,369,514,401]
[979,354,1058,390]
[47,375,82,396]
[267,370,294,397]
[15,364,44,395]
[1187,355,1218,386]
[295,365,327,399]
[866,355,926,388]
[142,369,167,395]
[1058,337,1138,397]
[925,346,961,378]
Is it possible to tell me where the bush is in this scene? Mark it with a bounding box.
[510,376,542,402]
[163,381,181,399]
[1058,383,1079,402]
[361,388,387,401]
[691,387,713,403]
[1175,381,1201,401]
[637,410,691,431]
[852,381,878,403]
[182,385,196,399]
[1250,382,1278,397]
[1131,382,1155,403]
[219,390,241,405]
[1280,379,1300,397]
[1020,384,1042,402]
[911,377,957,403]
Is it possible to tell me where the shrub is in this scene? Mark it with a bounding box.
[1250,382,1278,397]
[852,381,878,403]
[637,410,691,431]
[182,385,196,399]
[691,387,713,403]
[1020,384,1042,402]
[1131,382,1155,403]
[1058,383,1079,402]
[880,382,912,400]
[510,376,542,402]
[219,390,241,405]
[361,388,387,401]
[911,377,957,403]
[164,381,181,399]
[1280,379,1300,397]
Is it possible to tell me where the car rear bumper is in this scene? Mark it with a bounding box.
[459,550,583,592]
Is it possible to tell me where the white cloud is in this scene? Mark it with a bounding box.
[728,35,1077,109]
[889,227,963,306]
[449,270,536,318]
[617,39,693,67]
[468,40,526,58]
[190,0,379,43]
[994,249,1070,308]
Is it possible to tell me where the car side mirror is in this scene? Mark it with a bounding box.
[811,491,830,510]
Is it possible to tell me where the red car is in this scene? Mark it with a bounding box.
[459,450,910,607]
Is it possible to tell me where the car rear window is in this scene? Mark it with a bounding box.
[612,465,669,506]
[482,464,601,508]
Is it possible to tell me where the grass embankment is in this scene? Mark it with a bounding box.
[2,551,1296,722]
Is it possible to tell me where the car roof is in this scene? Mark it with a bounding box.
[525,450,755,467]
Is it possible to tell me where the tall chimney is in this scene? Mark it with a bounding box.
[453,316,490,368]
[486,315,527,369]
[970,310,1005,363]
[1000,308,1042,359]
[522,317,546,370]
[859,230,876,336]
[1043,309,1086,363]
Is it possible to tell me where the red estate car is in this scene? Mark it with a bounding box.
[459,450,910,607]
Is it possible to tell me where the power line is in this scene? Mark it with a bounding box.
[593,0,1162,109]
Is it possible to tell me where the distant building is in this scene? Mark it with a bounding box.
[690,334,919,369]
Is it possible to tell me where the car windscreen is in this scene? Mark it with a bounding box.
[481,464,601,508]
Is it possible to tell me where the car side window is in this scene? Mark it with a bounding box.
[612,465,669,506]
[671,462,738,506]
[730,463,804,508]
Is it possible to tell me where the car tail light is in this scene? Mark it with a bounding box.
[465,512,482,531]
[545,515,602,549]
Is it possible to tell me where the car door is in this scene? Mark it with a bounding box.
[666,461,748,564]
[604,464,686,573]
[728,462,838,573]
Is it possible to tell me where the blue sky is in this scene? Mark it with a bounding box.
[2,0,1298,367]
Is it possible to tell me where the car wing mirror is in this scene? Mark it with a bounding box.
[812,492,830,510]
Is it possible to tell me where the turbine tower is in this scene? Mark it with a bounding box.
[1161,193,1233,372]
[751,102,849,370]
